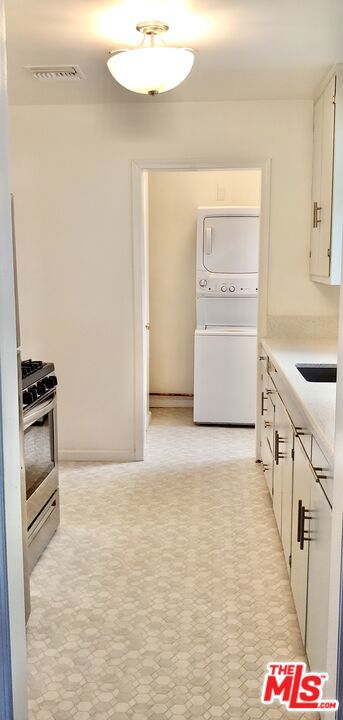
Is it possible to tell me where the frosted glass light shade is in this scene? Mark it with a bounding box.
[107,46,194,95]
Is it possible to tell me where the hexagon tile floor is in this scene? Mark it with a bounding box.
[27,409,318,720]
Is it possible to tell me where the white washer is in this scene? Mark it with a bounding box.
[194,326,257,425]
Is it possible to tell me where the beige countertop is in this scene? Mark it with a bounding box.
[261,337,337,465]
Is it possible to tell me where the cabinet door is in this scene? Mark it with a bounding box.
[261,428,273,496]
[273,395,283,536]
[310,75,336,280]
[291,437,311,643]
[310,92,323,277]
[260,367,274,497]
[306,480,332,671]
[318,75,336,276]
[277,402,294,574]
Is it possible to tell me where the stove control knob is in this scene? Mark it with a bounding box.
[37,381,46,396]
[23,390,31,405]
[229,285,236,293]
[199,279,207,288]
[45,375,58,389]
[221,285,227,293]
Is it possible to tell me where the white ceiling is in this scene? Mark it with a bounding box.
[5,0,343,104]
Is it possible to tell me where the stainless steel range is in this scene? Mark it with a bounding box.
[21,360,59,572]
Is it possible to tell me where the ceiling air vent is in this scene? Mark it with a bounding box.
[25,65,85,81]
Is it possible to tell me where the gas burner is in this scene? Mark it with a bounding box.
[21,359,44,379]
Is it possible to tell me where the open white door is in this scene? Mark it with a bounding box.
[0,1,28,716]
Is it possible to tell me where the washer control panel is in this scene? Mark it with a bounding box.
[197,274,258,297]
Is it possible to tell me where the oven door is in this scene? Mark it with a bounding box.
[23,394,58,528]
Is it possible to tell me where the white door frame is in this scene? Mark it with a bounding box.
[132,158,272,461]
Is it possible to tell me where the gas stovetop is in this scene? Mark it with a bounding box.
[21,359,57,409]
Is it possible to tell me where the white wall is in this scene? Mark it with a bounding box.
[148,169,261,396]
[9,99,340,459]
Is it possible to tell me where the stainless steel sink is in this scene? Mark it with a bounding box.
[296,363,337,383]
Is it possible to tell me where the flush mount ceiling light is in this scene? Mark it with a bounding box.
[107,21,195,95]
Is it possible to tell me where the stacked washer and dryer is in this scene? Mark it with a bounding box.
[194,206,260,425]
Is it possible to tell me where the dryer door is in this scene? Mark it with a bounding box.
[203,215,259,274]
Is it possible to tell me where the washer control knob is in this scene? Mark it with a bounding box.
[221,285,227,293]
[199,279,207,287]
[229,285,236,293]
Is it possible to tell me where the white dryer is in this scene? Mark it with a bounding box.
[194,206,259,425]
[196,205,260,295]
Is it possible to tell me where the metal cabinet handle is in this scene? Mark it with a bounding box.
[261,392,267,416]
[297,500,312,550]
[274,430,287,464]
[297,499,302,543]
[313,201,322,228]
[264,420,272,428]
[295,427,311,437]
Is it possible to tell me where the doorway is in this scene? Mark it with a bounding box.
[132,160,271,461]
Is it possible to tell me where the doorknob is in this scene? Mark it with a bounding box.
[145,323,150,330]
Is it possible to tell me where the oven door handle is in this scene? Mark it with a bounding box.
[23,395,55,429]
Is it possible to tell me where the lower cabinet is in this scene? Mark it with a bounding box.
[260,367,274,496]
[275,398,294,574]
[291,437,311,643]
[259,353,332,671]
[291,436,332,668]
[306,476,332,671]
[272,395,283,535]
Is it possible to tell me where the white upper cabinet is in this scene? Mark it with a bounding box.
[310,66,343,284]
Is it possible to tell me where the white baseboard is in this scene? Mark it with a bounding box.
[149,395,194,408]
[59,449,135,462]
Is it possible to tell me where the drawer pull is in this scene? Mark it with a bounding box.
[298,500,312,550]
[274,430,287,464]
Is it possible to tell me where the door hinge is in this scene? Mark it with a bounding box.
[327,247,331,258]
[289,554,292,569]
[309,250,312,259]
[333,95,336,105]
[291,448,295,461]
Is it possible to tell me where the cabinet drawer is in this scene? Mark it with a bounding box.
[268,364,313,457]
